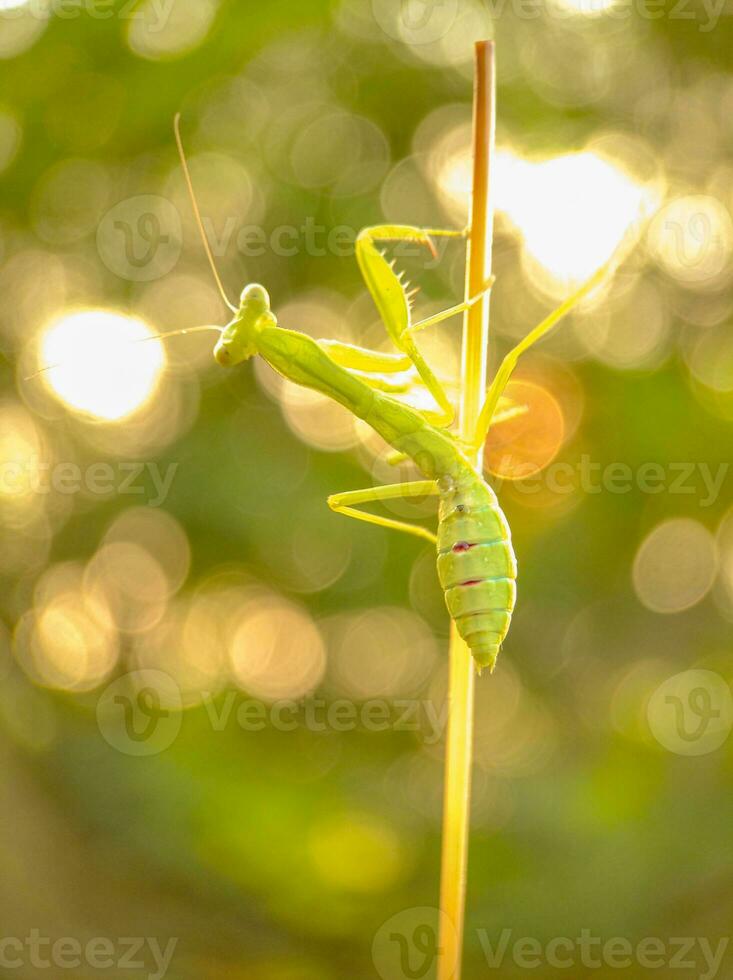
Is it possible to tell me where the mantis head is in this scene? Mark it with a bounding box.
[214,283,272,367]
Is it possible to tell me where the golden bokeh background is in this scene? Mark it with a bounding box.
[0,1,732,977]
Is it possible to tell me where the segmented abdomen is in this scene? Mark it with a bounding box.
[436,475,517,672]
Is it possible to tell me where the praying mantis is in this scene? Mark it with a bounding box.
[165,117,617,671]
[28,119,615,670]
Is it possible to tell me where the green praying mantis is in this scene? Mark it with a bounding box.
[166,117,617,671]
[31,118,619,671]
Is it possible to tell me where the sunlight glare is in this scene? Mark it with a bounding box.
[551,0,618,14]
[438,146,655,285]
[39,310,165,421]
[494,150,653,283]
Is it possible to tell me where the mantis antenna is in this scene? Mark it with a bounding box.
[24,324,224,382]
[174,113,238,314]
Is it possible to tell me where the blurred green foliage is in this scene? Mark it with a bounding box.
[0,1,732,978]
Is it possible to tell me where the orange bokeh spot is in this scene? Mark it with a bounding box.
[483,380,565,480]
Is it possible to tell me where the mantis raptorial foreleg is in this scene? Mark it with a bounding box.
[355,224,492,429]
[327,480,439,544]
[470,260,615,451]
[317,286,492,403]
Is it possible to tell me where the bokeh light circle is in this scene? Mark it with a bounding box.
[483,380,565,481]
[632,518,718,614]
[38,310,165,421]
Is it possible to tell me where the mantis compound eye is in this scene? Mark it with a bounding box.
[214,338,234,367]
[214,341,232,366]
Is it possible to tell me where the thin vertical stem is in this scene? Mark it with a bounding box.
[437,40,496,980]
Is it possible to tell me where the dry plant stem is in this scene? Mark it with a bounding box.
[437,40,496,980]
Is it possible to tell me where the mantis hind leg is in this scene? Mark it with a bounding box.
[327,480,439,544]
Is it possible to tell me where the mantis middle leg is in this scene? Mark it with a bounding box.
[328,480,439,544]
[315,340,415,394]
[318,340,412,374]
